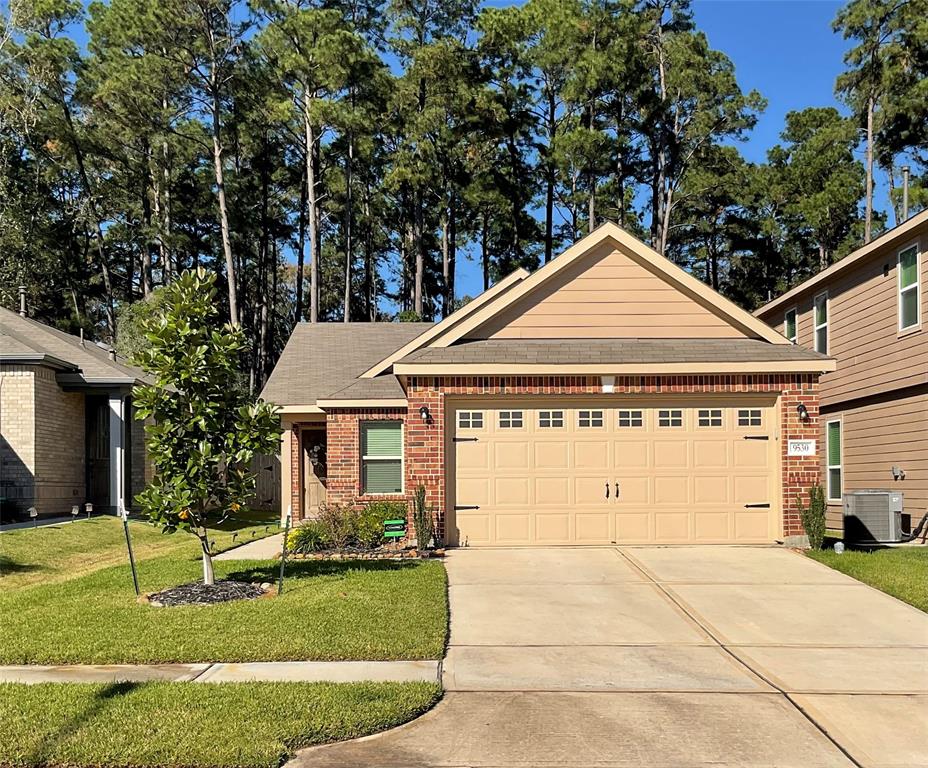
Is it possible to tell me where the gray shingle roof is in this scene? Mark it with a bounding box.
[0,307,148,383]
[399,338,831,365]
[260,322,433,406]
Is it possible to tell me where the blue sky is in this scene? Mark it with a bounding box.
[454,0,866,299]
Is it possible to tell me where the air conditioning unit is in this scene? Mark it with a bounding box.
[843,490,904,543]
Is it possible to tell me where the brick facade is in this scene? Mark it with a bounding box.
[291,373,822,542]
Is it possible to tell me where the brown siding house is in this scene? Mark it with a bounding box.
[756,210,928,532]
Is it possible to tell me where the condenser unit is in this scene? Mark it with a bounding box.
[843,490,905,543]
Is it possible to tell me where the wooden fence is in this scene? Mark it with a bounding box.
[249,453,281,512]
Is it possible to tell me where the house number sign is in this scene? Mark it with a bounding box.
[787,439,816,457]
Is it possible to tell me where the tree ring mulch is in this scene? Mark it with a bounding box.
[143,580,274,607]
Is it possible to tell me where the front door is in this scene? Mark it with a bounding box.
[303,430,327,517]
[85,396,110,508]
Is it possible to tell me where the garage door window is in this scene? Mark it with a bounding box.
[361,421,403,495]
[618,410,643,428]
[827,420,842,502]
[457,411,483,429]
[698,409,722,427]
[737,409,762,427]
[658,409,683,427]
[499,410,523,428]
[538,410,564,428]
[578,409,604,428]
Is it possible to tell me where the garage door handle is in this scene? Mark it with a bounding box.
[744,435,769,441]
[744,503,771,508]
[453,437,479,443]
[454,505,480,511]
[615,482,620,499]
[604,482,610,499]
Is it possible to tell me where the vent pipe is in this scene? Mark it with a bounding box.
[18,286,26,318]
[901,165,910,222]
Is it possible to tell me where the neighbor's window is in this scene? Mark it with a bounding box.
[618,410,643,428]
[361,421,403,495]
[658,409,683,428]
[698,409,722,427]
[457,411,483,429]
[826,419,842,502]
[538,410,564,428]
[499,410,523,428]
[578,409,604,428]
[784,307,797,343]
[814,292,828,354]
[738,409,762,427]
[899,244,920,331]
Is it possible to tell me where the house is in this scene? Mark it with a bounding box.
[0,306,150,519]
[756,210,927,533]
[263,222,835,546]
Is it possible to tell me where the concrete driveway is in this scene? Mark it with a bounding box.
[293,546,928,768]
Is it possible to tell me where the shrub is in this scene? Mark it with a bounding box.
[316,503,356,550]
[287,521,330,554]
[412,484,434,550]
[798,484,827,550]
[359,501,407,549]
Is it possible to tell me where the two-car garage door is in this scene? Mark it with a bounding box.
[448,399,780,546]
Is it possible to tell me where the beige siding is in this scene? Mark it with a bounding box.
[823,390,928,531]
[763,230,928,406]
[33,365,85,515]
[471,243,748,340]
[0,365,36,513]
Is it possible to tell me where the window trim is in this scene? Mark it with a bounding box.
[457,411,484,429]
[498,410,524,429]
[658,409,683,428]
[538,409,564,428]
[897,241,921,334]
[360,420,404,496]
[826,418,842,503]
[618,409,644,428]
[737,408,762,427]
[697,408,722,427]
[813,291,829,354]
[784,306,798,344]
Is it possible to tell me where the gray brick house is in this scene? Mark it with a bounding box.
[0,307,150,519]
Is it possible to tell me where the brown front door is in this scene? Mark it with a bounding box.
[85,396,110,507]
[303,430,327,517]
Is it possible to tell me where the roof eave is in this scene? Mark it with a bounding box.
[316,398,408,409]
[0,353,78,371]
[393,360,837,375]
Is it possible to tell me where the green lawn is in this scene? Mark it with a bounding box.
[0,555,448,664]
[0,513,281,590]
[807,546,928,612]
[0,681,441,768]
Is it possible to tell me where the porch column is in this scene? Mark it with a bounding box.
[108,394,125,515]
[290,425,303,522]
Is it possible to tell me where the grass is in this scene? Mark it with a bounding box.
[807,546,928,612]
[0,681,441,768]
[0,512,281,590]
[0,556,448,664]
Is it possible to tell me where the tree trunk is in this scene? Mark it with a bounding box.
[304,92,320,324]
[864,93,874,244]
[201,547,214,585]
[141,144,154,297]
[211,86,238,325]
[343,132,353,323]
[587,101,596,232]
[441,209,450,318]
[161,88,173,283]
[818,242,827,271]
[448,189,456,313]
[544,91,556,263]
[414,194,425,317]
[481,210,489,291]
[295,162,307,324]
[363,186,374,320]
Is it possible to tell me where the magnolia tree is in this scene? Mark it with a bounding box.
[133,269,281,584]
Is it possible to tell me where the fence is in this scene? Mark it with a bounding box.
[249,453,281,512]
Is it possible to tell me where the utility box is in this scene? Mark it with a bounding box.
[843,490,905,543]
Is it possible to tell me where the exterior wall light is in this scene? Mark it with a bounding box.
[419,405,433,424]
[796,403,809,421]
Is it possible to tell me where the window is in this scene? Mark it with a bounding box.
[814,292,828,354]
[899,244,920,331]
[827,420,842,502]
[457,411,483,429]
[658,409,682,427]
[698,409,722,427]
[499,410,523,428]
[578,409,604,427]
[737,409,762,427]
[538,410,564,428]
[361,421,403,495]
[618,410,643,428]
[784,307,797,343]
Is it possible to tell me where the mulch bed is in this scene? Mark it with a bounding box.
[143,580,273,607]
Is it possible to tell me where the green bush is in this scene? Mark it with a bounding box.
[412,485,434,550]
[798,484,827,550]
[358,501,406,549]
[287,521,330,554]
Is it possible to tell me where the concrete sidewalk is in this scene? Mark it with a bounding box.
[292,546,928,768]
[0,660,440,685]
[214,532,285,560]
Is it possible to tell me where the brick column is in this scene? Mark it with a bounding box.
[290,425,302,521]
[779,375,821,538]
[405,380,445,542]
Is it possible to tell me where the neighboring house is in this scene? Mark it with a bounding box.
[263,222,835,546]
[756,210,928,533]
[0,307,150,518]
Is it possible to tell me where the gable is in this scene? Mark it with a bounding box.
[468,240,751,340]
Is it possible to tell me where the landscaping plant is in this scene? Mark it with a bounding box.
[133,269,281,584]
[412,484,434,551]
[797,484,827,550]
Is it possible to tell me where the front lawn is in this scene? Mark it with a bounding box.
[0,681,440,768]
[0,556,448,664]
[0,513,280,590]
[806,546,928,612]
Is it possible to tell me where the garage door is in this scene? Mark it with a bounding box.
[448,400,780,545]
